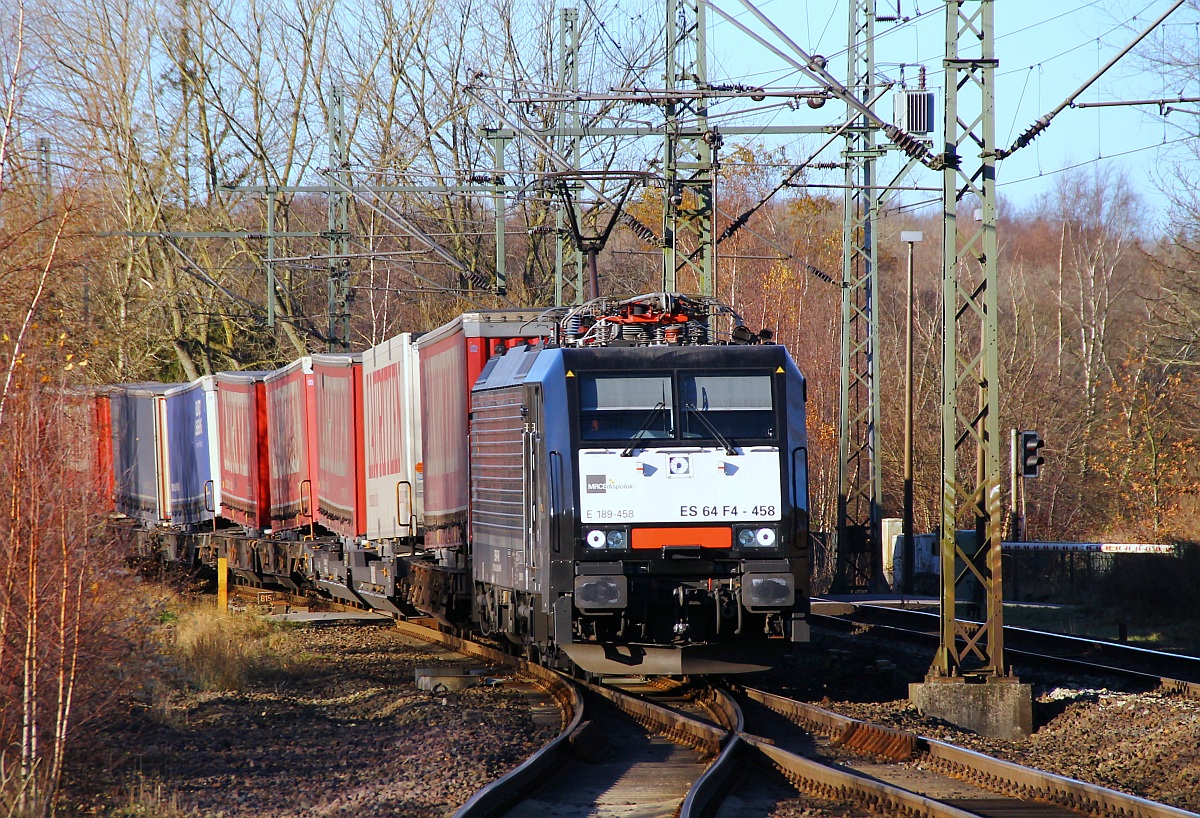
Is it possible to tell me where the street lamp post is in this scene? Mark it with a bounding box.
[900,231,923,595]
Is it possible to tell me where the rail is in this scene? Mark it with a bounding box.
[390,620,583,818]
[812,601,1200,697]
[582,678,728,758]
[743,686,917,759]
[258,607,1193,818]
[923,737,1198,818]
[743,686,1197,818]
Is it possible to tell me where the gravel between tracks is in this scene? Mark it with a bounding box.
[68,621,1200,816]
[758,628,1200,813]
[67,623,558,817]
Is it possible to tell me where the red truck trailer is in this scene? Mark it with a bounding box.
[311,353,365,541]
[264,358,319,535]
[215,371,272,533]
[415,310,553,560]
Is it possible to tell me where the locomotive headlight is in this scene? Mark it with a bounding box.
[737,525,778,548]
[742,573,795,608]
[585,528,628,550]
[605,529,627,549]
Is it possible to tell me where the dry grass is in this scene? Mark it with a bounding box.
[109,777,194,818]
[163,600,304,692]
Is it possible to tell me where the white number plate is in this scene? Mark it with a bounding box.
[578,447,782,523]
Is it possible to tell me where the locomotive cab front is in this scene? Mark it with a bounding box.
[466,295,811,677]
[560,344,810,674]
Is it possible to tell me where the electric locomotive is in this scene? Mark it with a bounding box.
[459,293,811,675]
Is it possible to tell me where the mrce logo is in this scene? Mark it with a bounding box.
[586,475,632,494]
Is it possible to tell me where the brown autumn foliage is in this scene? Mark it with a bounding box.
[0,354,155,817]
[0,123,160,814]
[2,0,1200,807]
[0,0,1193,549]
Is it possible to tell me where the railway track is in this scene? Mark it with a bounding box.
[495,679,728,818]
[724,686,1196,818]
[388,616,1195,818]
[811,600,1200,697]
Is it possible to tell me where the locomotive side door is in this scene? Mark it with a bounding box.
[522,382,543,595]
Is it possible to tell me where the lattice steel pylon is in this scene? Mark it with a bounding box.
[663,0,716,296]
[326,84,352,351]
[554,7,586,306]
[833,0,885,593]
[931,0,1005,679]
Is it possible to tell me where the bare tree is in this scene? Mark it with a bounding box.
[1,16,132,814]
[1033,169,1148,473]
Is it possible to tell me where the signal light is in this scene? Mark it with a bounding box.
[1020,430,1045,478]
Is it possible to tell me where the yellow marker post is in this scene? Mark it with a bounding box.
[217,556,228,612]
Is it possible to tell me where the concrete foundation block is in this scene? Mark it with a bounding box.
[909,678,1033,741]
[415,667,482,693]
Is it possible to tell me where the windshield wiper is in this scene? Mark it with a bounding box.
[684,403,737,455]
[621,402,667,457]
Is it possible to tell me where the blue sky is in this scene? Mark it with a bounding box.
[700,0,1196,226]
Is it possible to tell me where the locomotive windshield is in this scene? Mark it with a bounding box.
[681,374,775,439]
[579,375,673,441]
[578,371,777,443]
